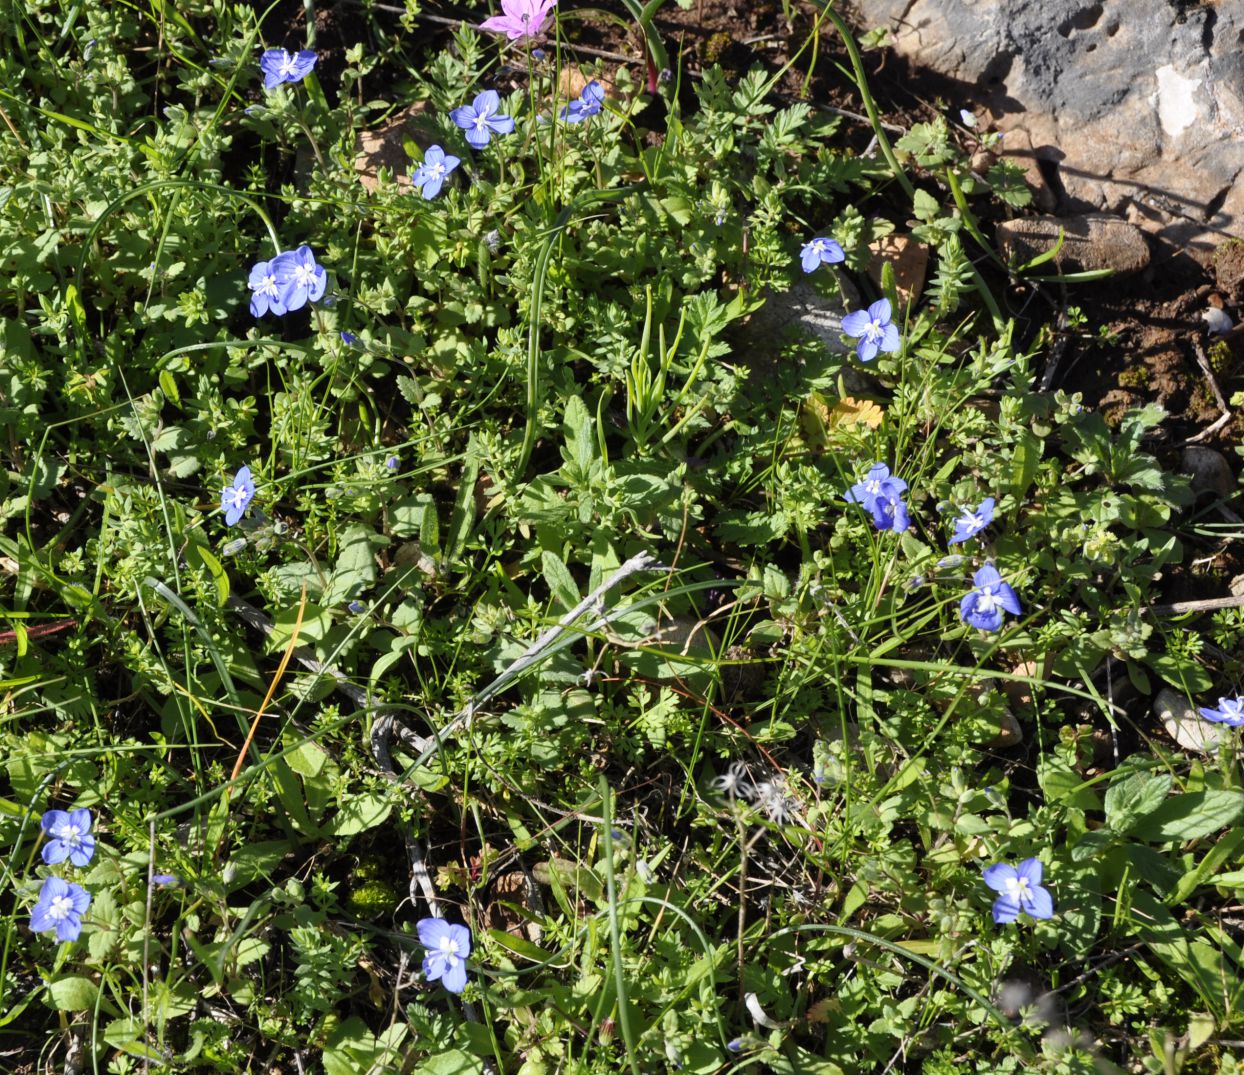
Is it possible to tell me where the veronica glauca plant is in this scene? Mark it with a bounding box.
[841,298,901,362]
[417,918,471,993]
[949,497,995,544]
[259,49,317,89]
[451,90,516,148]
[982,859,1054,923]
[40,809,95,867]
[960,563,1021,631]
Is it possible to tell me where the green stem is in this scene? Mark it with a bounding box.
[600,779,642,1075]
[823,5,915,200]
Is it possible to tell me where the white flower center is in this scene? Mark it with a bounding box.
[1004,876,1030,902]
[437,935,461,964]
[865,318,885,343]
[428,163,445,178]
[962,512,984,531]
[279,56,297,78]
[293,264,314,287]
[474,114,488,128]
[259,273,278,296]
[865,479,881,495]
[226,487,247,509]
[48,895,74,921]
[59,824,82,846]
[975,590,999,614]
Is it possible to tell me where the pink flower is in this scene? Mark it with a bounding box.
[480,0,557,40]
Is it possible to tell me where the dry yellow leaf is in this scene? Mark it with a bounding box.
[828,396,885,429]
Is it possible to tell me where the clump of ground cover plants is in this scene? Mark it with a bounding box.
[2,0,1244,1071]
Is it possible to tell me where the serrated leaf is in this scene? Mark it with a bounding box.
[1104,772,1172,835]
[541,550,579,611]
[1134,790,1244,843]
[88,889,119,961]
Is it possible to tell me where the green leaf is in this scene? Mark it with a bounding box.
[1104,771,1172,835]
[413,1050,484,1075]
[1133,790,1244,843]
[47,976,99,1011]
[187,542,230,608]
[324,790,393,837]
[88,889,119,962]
[541,550,579,611]
[323,525,387,605]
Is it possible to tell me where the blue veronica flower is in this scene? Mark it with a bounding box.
[450,90,516,149]
[30,876,92,942]
[270,244,326,313]
[248,257,289,318]
[150,874,178,887]
[40,808,95,867]
[949,497,995,544]
[841,298,901,362]
[845,463,911,533]
[417,918,471,993]
[385,455,399,470]
[799,236,845,274]
[982,858,1053,923]
[221,466,256,526]
[1198,697,1244,726]
[347,600,366,614]
[413,145,461,200]
[340,331,359,346]
[259,48,317,90]
[960,563,1021,632]
[561,80,606,123]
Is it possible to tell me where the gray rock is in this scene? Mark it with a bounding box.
[850,0,1244,254]
[1181,446,1234,499]
[1155,686,1224,753]
[996,213,1150,274]
[990,709,1024,749]
[740,277,861,358]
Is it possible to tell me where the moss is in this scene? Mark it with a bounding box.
[344,878,399,918]
[1117,363,1150,390]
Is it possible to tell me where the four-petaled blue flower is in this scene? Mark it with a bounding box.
[1198,697,1244,727]
[841,298,901,362]
[413,145,461,200]
[417,917,471,993]
[480,0,557,40]
[451,90,516,149]
[259,48,317,90]
[30,876,92,942]
[960,562,1021,632]
[221,466,256,526]
[845,463,911,533]
[248,257,289,318]
[949,497,995,544]
[800,236,845,274]
[272,244,327,312]
[40,809,96,867]
[561,81,606,123]
[982,858,1053,923]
